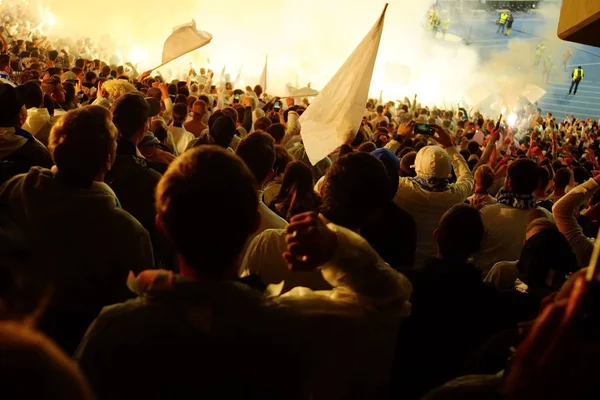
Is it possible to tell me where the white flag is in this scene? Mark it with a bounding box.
[299,4,388,165]
[259,56,268,92]
[161,20,212,67]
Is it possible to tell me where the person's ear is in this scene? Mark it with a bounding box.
[433,229,440,245]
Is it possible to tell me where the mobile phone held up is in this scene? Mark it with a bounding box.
[273,100,282,111]
[414,123,434,136]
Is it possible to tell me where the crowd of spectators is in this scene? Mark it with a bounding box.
[2,3,600,400]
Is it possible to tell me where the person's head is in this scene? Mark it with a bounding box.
[573,165,589,185]
[474,164,495,193]
[358,142,377,153]
[0,54,11,73]
[174,94,187,106]
[49,105,118,187]
[518,220,579,289]
[254,116,272,132]
[0,321,94,400]
[414,145,451,180]
[274,161,317,219]
[18,81,43,109]
[41,77,66,104]
[172,102,188,124]
[187,95,197,111]
[376,105,384,115]
[505,159,539,195]
[100,65,111,77]
[84,71,96,84]
[273,145,293,177]
[253,85,263,97]
[146,87,161,102]
[111,93,151,143]
[47,50,59,62]
[156,146,258,279]
[75,58,85,69]
[101,79,136,103]
[321,152,389,230]
[0,84,26,128]
[236,131,276,187]
[400,151,417,177]
[191,99,207,117]
[150,119,168,143]
[371,148,400,200]
[210,116,236,148]
[266,123,286,144]
[435,204,485,263]
[554,167,573,191]
[221,107,239,128]
[535,165,551,196]
[62,82,77,105]
[467,140,480,155]
[339,144,354,157]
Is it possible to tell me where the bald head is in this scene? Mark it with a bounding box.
[192,100,207,115]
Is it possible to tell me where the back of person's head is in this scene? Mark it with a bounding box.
[47,50,59,62]
[518,223,578,289]
[266,123,286,144]
[474,164,495,191]
[253,85,263,97]
[155,146,258,278]
[75,58,85,69]
[0,321,93,400]
[85,71,96,83]
[254,116,271,132]
[0,83,25,127]
[536,166,550,193]
[321,152,389,230]
[150,119,168,143]
[554,167,572,190]
[339,144,353,157]
[573,165,589,185]
[467,140,480,155]
[174,94,187,105]
[172,102,188,123]
[376,105,384,114]
[210,116,236,148]
[111,93,150,139]
[400,151,417,177]
[506,159,539,195]
[221,107,238,127]
[146,87,161,101]
[358,142,377,153]
[49,106,118,187]
[18,81,43,109]
[62,82,76,104]
[436,204,485,263]
[236,131,276,185]
[273,145,293,176]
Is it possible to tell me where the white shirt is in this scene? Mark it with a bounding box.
[23,108,51,136]
[168,125,195,155]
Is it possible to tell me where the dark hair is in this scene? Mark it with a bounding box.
[0,84,24,126]
[437,204,485,262]
[321,152,389,230]
[339,144,353,157]
[150,120,168,143]
[48,50,59,62]
[573,166,589,185]
[75,58,85,68]
[266,123,286,143]
[49,105,118,187]
[351,129,366,148]
[507,159,540,195]
[236,131,276,184]
[18,81,43,109]
[358,142,377,153]
[155,146,258,278]
[554,167,572,190]
[376,105,384,114]
[172,102,188,123]
[254,116,272,132]
[167,84,177,96]
[467,141,480,155]
[43,94,56,117]
[273,145,293,176]
[146,87,161,101]
[63,82,76,104]
[221,107,239,129]
[536,166,550,192]
[174,94,187,105]
[271,161,321,221]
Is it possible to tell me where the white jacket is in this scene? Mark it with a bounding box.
[23,108,51,136]
[392,146,474,267]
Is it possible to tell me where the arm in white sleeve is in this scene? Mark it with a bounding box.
[384,139,401,154]
[162,97,173,123]
[446,146,474,200]
[553,178,598,267]
[282,111,300,145]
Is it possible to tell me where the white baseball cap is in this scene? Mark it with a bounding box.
[414,145,451,179]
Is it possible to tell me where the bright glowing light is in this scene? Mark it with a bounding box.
[127,47,149,67]
[507,113,518,127]
[46,12,55,27]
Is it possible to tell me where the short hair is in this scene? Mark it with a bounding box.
[221,107,238,126]
[49,106,118,187]
[536,166,550,191]
[467,140,480,155]
[358,142,377,153]
[474,165,495,190]
[174,94,187,105]
[573,165,589,185]
[507,159,540,195]
[273,145,293,176]
[48,50,59,61]
[101,79,136,102]
[155,146,258,277]
[18,81,43,109]
[321,152,389,230]
[254,116,272,132]
[146,87,161,101]
[0,83,24,126]
[75,58,85,68]
[376,105,384,114]
[150,119,168,143]
[85,71,96,82]
[187,95,197,109]
[554,167,572,190]
[266,123,286,143]
[437,204,485,262]
[111,93,150,139]
[172,102,188,123]
[236,131,276,184]
[101,65,111,76]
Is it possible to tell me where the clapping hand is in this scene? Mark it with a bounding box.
[283,212,337,272]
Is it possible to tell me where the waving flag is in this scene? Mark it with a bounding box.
[259,55,268,92]
[159,20,212,69]
[299,4,388,165]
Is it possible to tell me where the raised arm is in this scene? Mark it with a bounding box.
[552,177,600,267]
